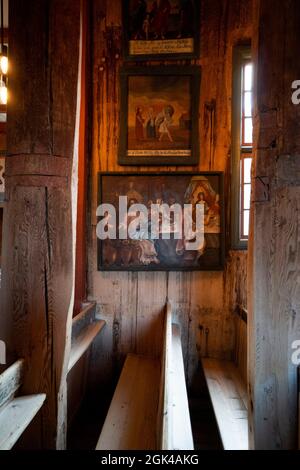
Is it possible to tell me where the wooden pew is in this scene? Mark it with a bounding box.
[96,353,160,450]
[171,324,194,450]
[0,359,46,449]
[67,302,106,426]
[68,302,106,373]
[96,302,194,450]
[157,303,194,450]
[202,358,248,450]
[297,366,300,450]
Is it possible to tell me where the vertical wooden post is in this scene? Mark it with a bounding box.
[0,0,81,449]
[74,0,88,316]
[248,0,300,449]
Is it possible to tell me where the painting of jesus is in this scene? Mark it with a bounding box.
[119,66,200,166]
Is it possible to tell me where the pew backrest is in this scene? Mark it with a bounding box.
[0,359,24,411]
[0,359,46,449]
[157,302,173,450]
[157,302,194,450]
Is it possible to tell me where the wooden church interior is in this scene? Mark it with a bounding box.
[0,0,299,451]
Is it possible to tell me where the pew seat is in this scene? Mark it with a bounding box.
[96,302,194,451]
[96,354,160,450]
[202,358,248,450]
[0,359,46,450]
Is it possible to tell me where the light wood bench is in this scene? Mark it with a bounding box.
[0,359,46,449]
[202,358,248,450]
[297,366,300,450]
[171,324,194,449]
[96,353,160,450]
[96,302,194,450]
[68,302,106,373]
[157,304,194,450]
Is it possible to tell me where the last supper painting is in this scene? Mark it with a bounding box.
[97,172,224,271]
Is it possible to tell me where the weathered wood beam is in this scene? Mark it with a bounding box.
[248,0,300,450]
[0,0,81,449]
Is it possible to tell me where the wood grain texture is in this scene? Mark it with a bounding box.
[87,0,252,394]
[96,354,160,450]
[202,358,248,450]
[157,305,194,450]
[234,316,247,384]
[8,0,80,157]
[68,320,106,372]
[0,359,24,409]
[157,302,172,450]
[171,324,194,450]
[248,0,300,449]
[0,0,81,449]
[0,394,46,450]
[96,304,193,451]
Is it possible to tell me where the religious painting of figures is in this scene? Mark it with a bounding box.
[123,0,200,60]
[97,172,224,271]
[119,67,200,165]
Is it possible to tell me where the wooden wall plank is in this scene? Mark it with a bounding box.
[136,273,167,359]
[0,0,81,449]
[248,0,300,449]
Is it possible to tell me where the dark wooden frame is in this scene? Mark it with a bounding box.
[122,0,200,61]
[118,66,201,166]
[97,171,225,272]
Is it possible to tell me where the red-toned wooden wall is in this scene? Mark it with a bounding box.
[74,0,89,315]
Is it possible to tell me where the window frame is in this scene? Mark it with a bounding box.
[0,31,8,204]
[231,45,252,251]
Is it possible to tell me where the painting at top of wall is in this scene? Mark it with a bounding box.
[123,0,200,60]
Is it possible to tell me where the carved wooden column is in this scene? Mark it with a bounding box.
[248,0,300,449]
[0,0,81,448]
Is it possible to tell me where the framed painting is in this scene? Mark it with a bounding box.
[97,172,225,271]
[119,66,200,166]
[123,0,200,61]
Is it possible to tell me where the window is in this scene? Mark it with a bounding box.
[0,35,7,283]
[232,46,253,249]
[0,37,7,203]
